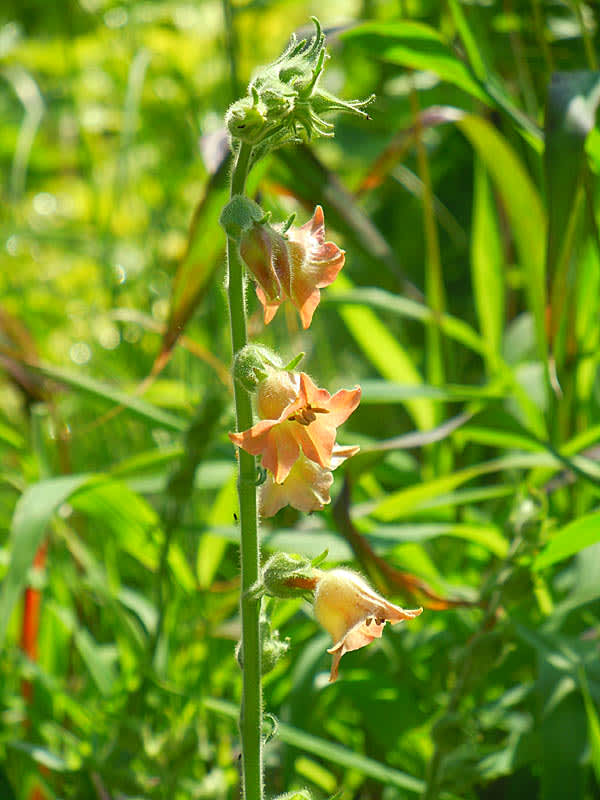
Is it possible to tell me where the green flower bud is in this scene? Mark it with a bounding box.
[219,195,266,242]
[261,624,290,674]
[235,617,290,674]
[262,552,318,598]
[225,18,374,163]
[233,344,282,393]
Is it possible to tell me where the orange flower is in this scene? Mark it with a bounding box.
[240,206,345,329]
[229,370,361,483]
[260,445,359,517]
[313,569,423,682]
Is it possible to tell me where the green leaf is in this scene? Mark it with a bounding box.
[579,667,600,785]
[197,470,238,588]
[30,363,187,432]
[359,379,502,404]
[161,154,269,360]
[471,157,504,364]
[369,522,508,557]
[545,72,600,282]
[372,453,559,521]
[457,115,547,364]
[204,697,428,795]
[341,21,488,101]
[0,474,94,651]
[8,741,73,772]
[534,511,600,570]
[323,286,487,357]
[331,276,435,430]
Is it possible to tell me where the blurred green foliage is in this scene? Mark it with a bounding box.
[1,0,600,798]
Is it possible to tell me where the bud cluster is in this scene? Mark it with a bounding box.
[225,18,374,163]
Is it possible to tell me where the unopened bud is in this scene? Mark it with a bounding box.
[219,195,266,241]
[233,344,282,393]
[262,552,318,599]
[235,617,290,674]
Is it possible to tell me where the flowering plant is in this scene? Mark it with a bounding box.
[219,19,422,800]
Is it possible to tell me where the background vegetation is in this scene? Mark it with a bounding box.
[2,0,600,798]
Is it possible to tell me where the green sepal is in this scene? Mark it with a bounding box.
[235,617,290,674]
[282,351,305,371]
[233,344,283,393]
[219,195,266,241]
[225,17,374,162]
[262,552,317,598]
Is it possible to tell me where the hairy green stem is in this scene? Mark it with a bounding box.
[227,141,263,800]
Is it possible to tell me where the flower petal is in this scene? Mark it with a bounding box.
[229,419,278,455]
[260,455,334,516]
[262,423,301,483]
[255,285,282,325]
[240,225,282,302]
[292,419,337,468]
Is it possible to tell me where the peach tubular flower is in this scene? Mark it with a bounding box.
[240,206,345,329]
[229,371,361,484]
[260,445,360,517]
[313,569,423,682]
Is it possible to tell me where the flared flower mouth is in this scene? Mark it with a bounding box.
[259,444,360,517]
[229,371,361,484]
[313,569,423,681]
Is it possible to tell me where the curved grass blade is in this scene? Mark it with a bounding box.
[534,511,600,570]
[29,362,186,432]
[0,474,96,650]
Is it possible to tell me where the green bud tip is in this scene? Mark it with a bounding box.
[233,344,282,393]
[262,552,318,599]
[219,195,266,240]
[225,18,375,162]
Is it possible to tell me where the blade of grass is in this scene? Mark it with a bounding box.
[204,697,463,798]
[331,275,435,430]
[471,157,504,368]
[457,114,547,367]
[28,363,187,432]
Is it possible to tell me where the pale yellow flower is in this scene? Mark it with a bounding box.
[313,569,423,681]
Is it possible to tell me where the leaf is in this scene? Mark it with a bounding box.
[160,154,231,360]
[545,72,600,283]
[369,522,509,557]
[29,362,187,432]
[372,452,559,521]
[340,21,488,101]
[471,157,504,365]
[534,511,600,570]
[0,474,94,650]
[330,276,435,430]
[272,146,416,294]
[359,379,502,404]
[323,286,487,357]
[204,697,427,794]
[159,150,269,363]
[8,741,72,772]
[457,115,547,364]
[197,471,238,588]
[579,667,600,785]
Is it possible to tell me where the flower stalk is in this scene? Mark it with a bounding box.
[227,141,264,800]
[222,20,374,798]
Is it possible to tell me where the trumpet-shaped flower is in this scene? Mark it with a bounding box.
[240,206,345,328]
[229,370,361,483]
[313,569,423,681]
[260,445,359,517]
